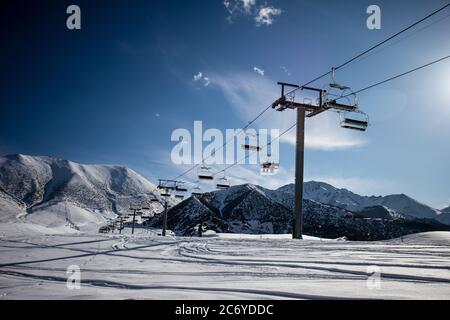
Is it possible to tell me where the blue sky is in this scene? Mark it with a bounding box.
[1,0,449,208]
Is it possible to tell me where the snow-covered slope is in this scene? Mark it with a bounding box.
[0,154,167,232]
[279,181,440,221]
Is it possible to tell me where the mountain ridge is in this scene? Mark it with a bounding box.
[1,154,449,235]
[0,154,170,232]
[153,184,450,240]
[279,181,443,222]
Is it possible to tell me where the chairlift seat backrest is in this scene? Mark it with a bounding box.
[198,174,214,180]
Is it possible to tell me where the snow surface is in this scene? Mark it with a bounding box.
[0,223,449,300]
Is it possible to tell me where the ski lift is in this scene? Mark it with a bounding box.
[260,143,279,175]
[191,183,203,197]
[261,161,279,175]
[322,68,358,111]
[216,173,230,190]
[198,163,214,180]
[340,111,369,132]
[151,198,160,203]
[175,186,188,192]
[241,130,261,152]
[161,190,171,197]
[241,144,261,152]
[175,194,184,200]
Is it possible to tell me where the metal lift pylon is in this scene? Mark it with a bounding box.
[272,81,364,239]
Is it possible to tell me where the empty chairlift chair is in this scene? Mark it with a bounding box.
[160,189,171,197]
[241,144,261,152]
[191,184,203,197]
[216,174,230,190]
[175,186,188,193]
[321,68,358,113]
[198,164,214,181]
[340,111,369,132]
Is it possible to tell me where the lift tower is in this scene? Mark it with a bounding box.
[272,80,367,239]
[157,179,187,236]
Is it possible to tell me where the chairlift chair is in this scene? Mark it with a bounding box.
[198,163,214,180]
[216,173,230,190]
[321,68,358,112]
[241,144,262,152]
[175,186,188,192]
[260,161,280,175]
[340,111,369,132]
[161,191,171,197]
[191,184,203,197]
[260,148,279,175]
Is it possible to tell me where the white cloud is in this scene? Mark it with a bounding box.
[223,0,282,26]
[255,6,282,26]
[280,66,291,76]
[193,72,210,87]
[242,0,256,11]
[193,72,203,81]
[211,71,367,151]
[155,113,161,118]
[253,66,265,76]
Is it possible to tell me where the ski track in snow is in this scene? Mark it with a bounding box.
[0,228,450,300]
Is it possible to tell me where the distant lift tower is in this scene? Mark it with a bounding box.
[157,179,187,236]
[272,75,368,239]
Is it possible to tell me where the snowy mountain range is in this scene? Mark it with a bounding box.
[0,154,449,237]
[0,154,170,232]
[153,184,450,240]
[294,181,450,225]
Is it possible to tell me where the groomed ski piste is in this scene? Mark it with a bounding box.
[1,223,449,300]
